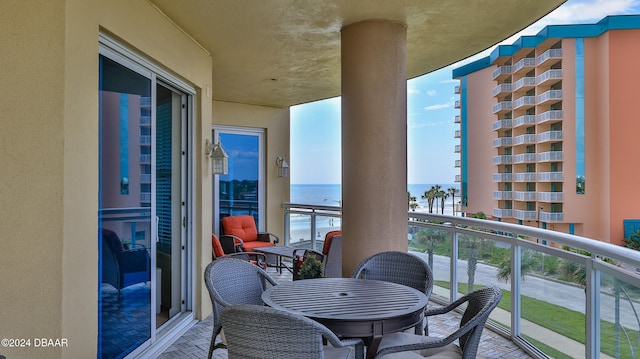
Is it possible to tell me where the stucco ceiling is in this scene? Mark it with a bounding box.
[149,0,565,108]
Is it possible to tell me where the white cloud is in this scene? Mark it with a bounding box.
[426,90,436,96]
[424,103,451,111]
[408,85,420,95]
[409,120,448,129]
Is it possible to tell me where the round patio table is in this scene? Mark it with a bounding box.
[262,277,428,359]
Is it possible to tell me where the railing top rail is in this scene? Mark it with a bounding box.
[408,211,640,269]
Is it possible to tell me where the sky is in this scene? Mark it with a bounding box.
[290,0,640,185]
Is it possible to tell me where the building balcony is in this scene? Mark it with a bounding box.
[454,115,461,124]
[492,83,512,97]
[140,154,151,164]
[493,208,513,218]
[454,145,461,153]
[493,173,513,182]
[514,209,537,220]
[538,171,563,181]
[140,135,151,144]
[513,153,537,163]
[537,69,563,85]
[140,174,151,183]
[454,85,461,94]
[493,136,512,148]
[513,191,537,201]
[493,190,513,200]
[140,192,151,202]
[455,100,461,109]
[538,110,563,124]
[492,65,512,80]
[454,174,461,182]
[513,172,537,182]
[539,210,564,222]
[513,95,536,109]
[513,134,537,146]
[454,160,461,168]
[493,101,513,114]
[512,57,536,74]
[513,114,536,128]
[537,48,563,66]
[538,130,563,143]
[140,115,151,125]
[537,89,562,104]
[512,76,536,92]
[492,118,512,131]
[493,155,512,165]
[538,151,564,162]
[538,192,564,202]
[454,130,461,138]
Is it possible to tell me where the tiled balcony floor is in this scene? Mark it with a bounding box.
[159,266,533,359]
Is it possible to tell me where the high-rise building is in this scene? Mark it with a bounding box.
[453,15,640,245]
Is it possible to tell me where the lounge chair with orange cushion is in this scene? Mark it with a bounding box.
[220,215,279,252]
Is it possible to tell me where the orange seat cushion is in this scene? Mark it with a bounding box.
[212,234,226,258]
[323,230,342,255]
[242,240,275,251]
[221,215,259,242]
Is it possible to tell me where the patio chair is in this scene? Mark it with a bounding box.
[212,234,267,269]
[221,304,364,359]
[220,215,279,251]
[292,230,343,279]
[101,228,150,293]
[373,286,503,359]
[203,257,277,359]
[352,251,434,334]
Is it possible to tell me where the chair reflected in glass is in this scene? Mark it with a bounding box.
[203,257,277,359]
[352,251,434,334]
[101,228,150,294]
[221,304,364,359]
[373,286,502,359]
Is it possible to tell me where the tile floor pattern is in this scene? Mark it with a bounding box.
[158,266,533,359]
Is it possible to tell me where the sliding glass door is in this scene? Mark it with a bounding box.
[98,41,192,358]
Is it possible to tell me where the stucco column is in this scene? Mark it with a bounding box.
[341,20,407,276]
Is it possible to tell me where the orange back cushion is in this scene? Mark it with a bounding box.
[323,230,342,255]
[221,215,259,242]
[212,234,226,258]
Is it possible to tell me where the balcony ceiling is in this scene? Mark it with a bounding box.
[149,0,565,108]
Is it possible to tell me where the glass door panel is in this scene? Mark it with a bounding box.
[98,55,153,358]
[155,83,185,327]
[215,130,264,229]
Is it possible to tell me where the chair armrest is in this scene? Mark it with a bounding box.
[219,234,244,253]
[225,252,268,269]
[258,232,280,244]
[116,248,150,272]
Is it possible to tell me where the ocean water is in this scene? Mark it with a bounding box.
[290,183,460,213]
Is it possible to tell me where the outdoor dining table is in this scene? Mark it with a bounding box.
[261,277,428,359]
[253,245,297,273]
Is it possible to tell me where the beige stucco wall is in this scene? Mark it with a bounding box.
[1,0,213,357]
[212,100,291,240]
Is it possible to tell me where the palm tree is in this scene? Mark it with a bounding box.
[407,191,418,211]
[416,228,447,270]
[439,191,448,214]
[447,187,459,216]
[421,186,438,213]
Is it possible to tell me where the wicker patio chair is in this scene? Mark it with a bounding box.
[352,251,434,334]
[221,304,364,359]
[204,257,278,359]
[373,286,503,359]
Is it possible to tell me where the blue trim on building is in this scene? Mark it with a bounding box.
[453,15,640,77]
[461,76,468,206]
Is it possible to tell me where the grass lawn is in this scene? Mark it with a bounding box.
[435,281,638,357]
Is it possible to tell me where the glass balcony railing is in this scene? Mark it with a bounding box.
[282,203,640,359]
[513,57,536,73]
[492,83,513,97]
[513,134,537,146]
[492,118,513,131]
[493,137,512,147]
[538,110,563,124]
[513,114,536,128]
[513,172,537,182]
[493,173,513,182]
[513,191,537,201]
[513,76,536,91]
[538,171,563,182]
[493,190,513,200]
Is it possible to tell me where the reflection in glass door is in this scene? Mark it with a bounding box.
[98,48,191,358]
[99,55,153,358]
[214,128,264,231]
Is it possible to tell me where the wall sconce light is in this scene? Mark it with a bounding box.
[206,139,229,175]
[276,156,289,178]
